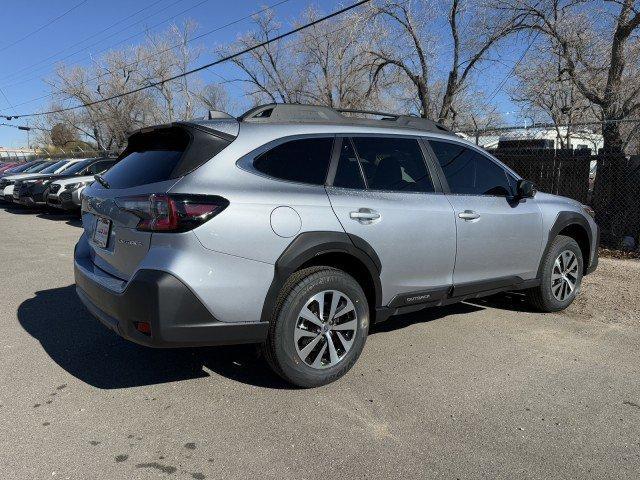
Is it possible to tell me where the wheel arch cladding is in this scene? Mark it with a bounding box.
[539,212,593,277]
[260,231,382,323]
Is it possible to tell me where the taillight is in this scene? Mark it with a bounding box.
[115,194,228,232]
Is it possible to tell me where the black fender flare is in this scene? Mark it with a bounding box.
[537,211,594,278]
[260,231,382,322]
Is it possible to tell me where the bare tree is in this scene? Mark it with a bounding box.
[295,7,393,110]
[368,0,527,124]
[510,54,595,148]
[494,0,640,153]
[43,21,211,151]
[219,7,393,111]
[197,83,231,113]
[218,10,306,105]
[141,20,203,122]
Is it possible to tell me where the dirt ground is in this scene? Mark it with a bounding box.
[567,256,640,327]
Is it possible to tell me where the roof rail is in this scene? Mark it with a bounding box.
[239,103,453,134]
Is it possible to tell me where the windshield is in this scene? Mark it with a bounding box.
[6,163,35,173]
[61,159,92,175]
[39,160,70,174]
[24,162,50,173]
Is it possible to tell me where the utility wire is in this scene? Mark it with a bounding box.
[8,0,371,119]
[0,0,168,82]
[0,0,211,89]
[0,88,18,117]
[0,0,90,54]
[1,0,292,111]
[485,31,541,104]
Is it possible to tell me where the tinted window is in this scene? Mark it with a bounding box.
[102,151,183,189]
[351,137,434,193]
[333,139,365,189]
[61,159,92,175]
[254,138,333,185]
[24,162,48,172]
[102,128,193,189]
[6,163,34,173]
[429,141,513,196]
[87,160,116,174]
[39,160,70,174]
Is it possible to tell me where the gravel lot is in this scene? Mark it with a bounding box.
[1,205,639,480]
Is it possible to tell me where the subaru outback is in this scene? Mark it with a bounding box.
[74,104,598,387]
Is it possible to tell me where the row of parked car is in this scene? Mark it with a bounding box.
[0,157,117,212]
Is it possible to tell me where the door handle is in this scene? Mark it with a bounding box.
[350,208,381,223]
[458,210,480,220]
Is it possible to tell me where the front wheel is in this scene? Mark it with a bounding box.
[527,235,583,312]
[264,266,369,388]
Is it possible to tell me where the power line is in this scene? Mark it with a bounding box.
[0,0,168,82]
[0,122,30,131]
[0,0,90,54]
[485,31,541,104]
[0,0,211,89]
[1,0,292,112]
[0,88,17,117]
[9,0,370,119]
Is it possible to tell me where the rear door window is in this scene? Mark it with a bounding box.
[351,137,435,193]
[253,137,334,185]
[333,139,365,189]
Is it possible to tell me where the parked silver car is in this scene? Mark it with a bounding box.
[74,104,598,387]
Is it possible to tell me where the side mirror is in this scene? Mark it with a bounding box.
[516,179,537,199]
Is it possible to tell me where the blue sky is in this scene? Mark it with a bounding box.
[0,0,525,147]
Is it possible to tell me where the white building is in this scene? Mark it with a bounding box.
[0,147,37,161]
[459,127,604,152]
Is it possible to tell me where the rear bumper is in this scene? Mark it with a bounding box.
[74,249,269,348]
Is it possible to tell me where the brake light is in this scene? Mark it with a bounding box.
[115,194,228,232]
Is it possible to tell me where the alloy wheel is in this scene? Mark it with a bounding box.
[551,250,579,301]
[294,290,358,369]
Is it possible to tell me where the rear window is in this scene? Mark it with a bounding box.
[101,127,230,189]
[253,137,334,185]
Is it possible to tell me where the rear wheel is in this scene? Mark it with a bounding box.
[528,235,583,312]
[264,266,369,388]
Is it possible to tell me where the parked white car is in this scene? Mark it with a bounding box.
[0,159,87,203]
[47,158,117,210]
[47,175,95,210]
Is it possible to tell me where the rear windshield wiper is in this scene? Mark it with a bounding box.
[94,174,110,189]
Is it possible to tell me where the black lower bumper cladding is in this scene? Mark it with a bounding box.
[75,261,269,348]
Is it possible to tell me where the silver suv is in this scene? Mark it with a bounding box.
[74,104,598,387]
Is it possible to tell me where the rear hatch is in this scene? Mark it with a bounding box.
[81,122,236,281]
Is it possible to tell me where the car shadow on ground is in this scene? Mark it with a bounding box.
[18,285,523,390]
[466,290,538,313]
[1,203,81,226]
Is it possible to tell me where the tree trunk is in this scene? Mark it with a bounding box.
[417,78,430,118]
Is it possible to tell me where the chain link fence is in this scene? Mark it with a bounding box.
[471,125,640,253]
[0,148,119,162]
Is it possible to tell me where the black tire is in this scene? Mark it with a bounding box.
[264,266,370,388]
[527,235,583,312]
